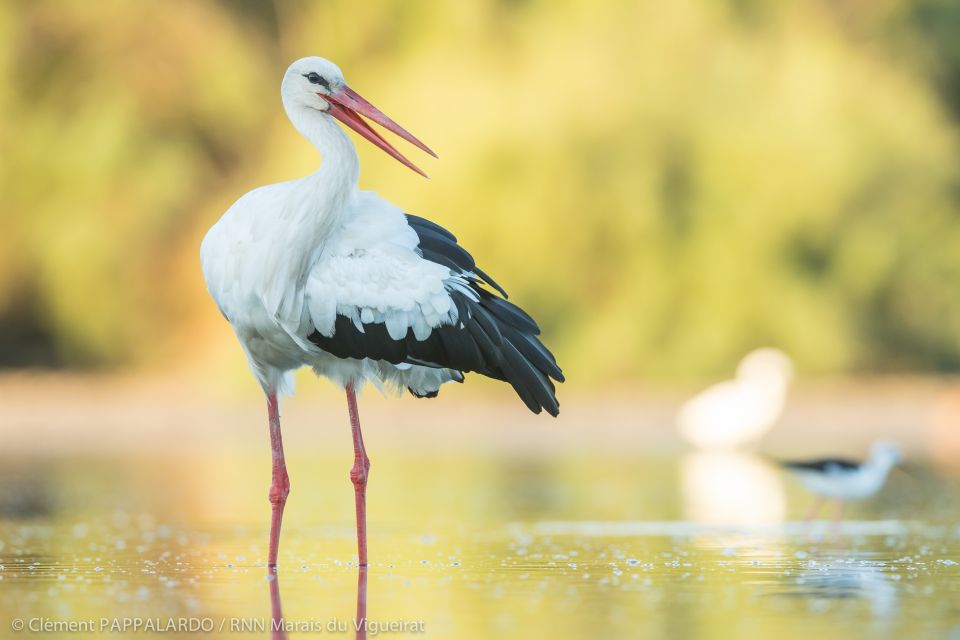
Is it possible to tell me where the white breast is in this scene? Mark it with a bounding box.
[796,466,890,500]
[201,184,462,395]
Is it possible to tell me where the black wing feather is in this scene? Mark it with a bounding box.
[408,216,509,298]
[481,292,540,334]
[473,266,509,299]
[414,226,477,272]
[405,213,457,241]
[781,458,861,473]
[503,325,564,382]
[472,306,505,347]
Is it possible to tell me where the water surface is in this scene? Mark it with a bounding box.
[1,453,958,639]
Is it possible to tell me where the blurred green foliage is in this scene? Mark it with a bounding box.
[1,0,960,382]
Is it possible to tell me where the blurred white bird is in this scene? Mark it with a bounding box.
[780,441,903,521]
[678,348,793,449]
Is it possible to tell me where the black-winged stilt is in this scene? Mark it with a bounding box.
[780,441,903,521]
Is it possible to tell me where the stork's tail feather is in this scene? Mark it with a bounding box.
[409,388,440,399]
[405,213,564,416]
[461,290,564,416]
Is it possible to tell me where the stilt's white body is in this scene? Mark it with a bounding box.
[787,442,903,501]
[795,466,891,500]
[200,59,462,397]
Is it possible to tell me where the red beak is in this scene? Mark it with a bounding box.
[324,85,436,178]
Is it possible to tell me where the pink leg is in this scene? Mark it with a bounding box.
[267,393,290,568]
[346,383,371,567]
[828,500,847,543]
[804,497,824,522]
[833,500,846,523]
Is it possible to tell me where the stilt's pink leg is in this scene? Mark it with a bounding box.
[804,497,824,522]
[346,383,371,567]
[834,500,846,523]
[267,392,290,568]
[827,500,847,543]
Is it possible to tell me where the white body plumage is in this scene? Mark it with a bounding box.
[678,348,794,449]
[786,442,903,501]
[201,184,466,397]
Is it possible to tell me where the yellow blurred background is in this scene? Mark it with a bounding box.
[2,0,960,393]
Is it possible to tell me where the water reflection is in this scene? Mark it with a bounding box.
[355,566,368,640]
[773,557,897,619]
[0,462,56,518]
[268,566,285,640]
[681,451,786,524]
[269,565,368,640]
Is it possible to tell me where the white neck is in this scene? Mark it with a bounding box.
[256,103,360,321]
[865,454,896,476]
[286,103,360,205]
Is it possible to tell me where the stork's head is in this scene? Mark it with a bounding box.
[281,56,436,177]
[736,348,793,387]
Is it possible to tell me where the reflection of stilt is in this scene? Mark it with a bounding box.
[356,566,368,640]
[682,451,786,525]
[784,557,897,619]
[268,566,287,640]
[803,499,847,542]
[829,502,849,545]
[804,498,847,523]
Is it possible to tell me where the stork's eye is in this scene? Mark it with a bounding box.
[304,72,330,90]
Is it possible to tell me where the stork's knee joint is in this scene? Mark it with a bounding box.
[269,474,291,505]
[350,458,370,487]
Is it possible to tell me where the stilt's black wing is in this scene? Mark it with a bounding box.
[780,458,860,473]
[307,214,564,416]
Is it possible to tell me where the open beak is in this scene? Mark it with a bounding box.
[324,85,437,178]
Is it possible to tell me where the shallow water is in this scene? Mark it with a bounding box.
[1,453,958,639]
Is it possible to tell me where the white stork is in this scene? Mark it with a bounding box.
[200,57,564,568]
